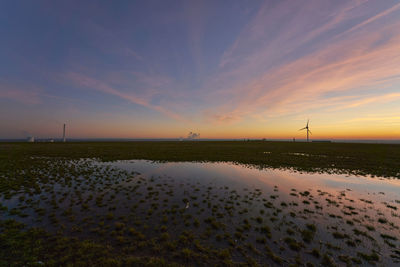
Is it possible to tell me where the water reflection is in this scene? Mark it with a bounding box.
[104,160,400,264]
[2,158,399,266]
[107,160,400,200]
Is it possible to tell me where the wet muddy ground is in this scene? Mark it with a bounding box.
[1,158,399,266]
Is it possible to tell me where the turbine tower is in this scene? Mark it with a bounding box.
[299,119,312,142]
[63,124,66,142]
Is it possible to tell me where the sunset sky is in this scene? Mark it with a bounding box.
[1,0,400,140]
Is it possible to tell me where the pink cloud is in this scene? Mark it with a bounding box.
[0,81,42,104]
[343,93,400,109]
[66,72,187,122]
[219,0,367,69]
[340,2,400,36]
[205,1,400,124]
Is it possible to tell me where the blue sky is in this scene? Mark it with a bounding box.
[1,0,400,139]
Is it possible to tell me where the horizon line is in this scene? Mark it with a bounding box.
[1,138,400,144]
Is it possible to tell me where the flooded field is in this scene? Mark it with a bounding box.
[1,158,399,266]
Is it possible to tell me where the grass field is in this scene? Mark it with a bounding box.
[0,141,399,266]
[1,141,399,178]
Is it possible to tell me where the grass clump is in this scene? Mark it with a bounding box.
[357,251,379,262]
[284,237,303,251]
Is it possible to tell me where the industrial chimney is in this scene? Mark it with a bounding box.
[63,124,66,142]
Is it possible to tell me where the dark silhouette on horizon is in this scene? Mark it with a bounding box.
[299,119,312,142]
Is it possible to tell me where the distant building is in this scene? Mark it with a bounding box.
[27,136,35,142]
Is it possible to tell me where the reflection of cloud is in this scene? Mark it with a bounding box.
[205,1,400,124]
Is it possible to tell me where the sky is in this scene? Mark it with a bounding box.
[1,0,400,140]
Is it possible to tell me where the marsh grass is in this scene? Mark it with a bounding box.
[0,143,399,266]
[2,141,400,178]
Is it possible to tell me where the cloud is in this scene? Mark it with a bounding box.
[204,1,400,123]
[66,72,187,122]
[218,0,363,69]
[343,93,400,109]
[340,2,400,36]
[344,116,400,123]
[0,81,42,104]
[202,111,242,125]
[183,0,209,76]
[82,20,145,62]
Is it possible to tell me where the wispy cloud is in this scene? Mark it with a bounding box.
[183,0,209,77]
[86,21,145,62]
[0,81,42,104]
[66,72,187,122]
[344,115,400,124]
[205,1,400,123]
[2,1,400,138]
[340,2,400,36]
[343,93,400,109]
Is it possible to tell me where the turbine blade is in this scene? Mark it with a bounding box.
[308,130,312,135]
[307,119,309,127]
[299,127,306,131]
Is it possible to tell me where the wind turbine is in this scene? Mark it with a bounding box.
[299,119,312,142]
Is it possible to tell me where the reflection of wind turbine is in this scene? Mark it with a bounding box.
[299,119,312,142]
